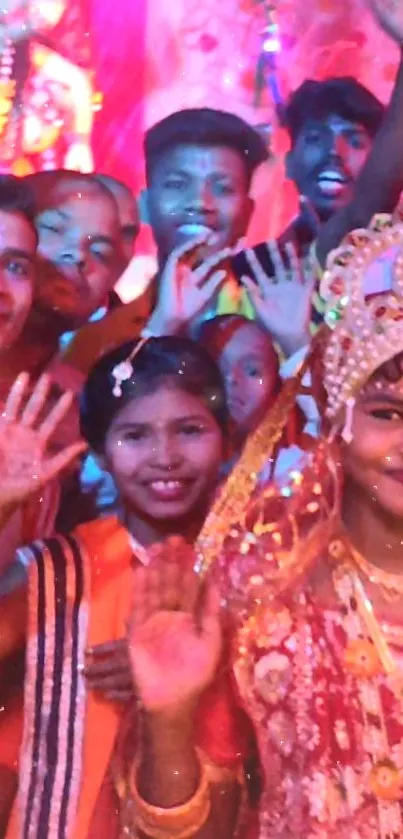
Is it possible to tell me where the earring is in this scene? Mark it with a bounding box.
[341,397,355,445]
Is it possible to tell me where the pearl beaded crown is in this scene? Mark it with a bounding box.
[319,214,403,419]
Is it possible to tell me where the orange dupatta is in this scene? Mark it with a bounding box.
[6,515,134,839]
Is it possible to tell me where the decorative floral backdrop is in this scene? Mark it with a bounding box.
[79,0,400,283]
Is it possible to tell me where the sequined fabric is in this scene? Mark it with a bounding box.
[230,569,403,839]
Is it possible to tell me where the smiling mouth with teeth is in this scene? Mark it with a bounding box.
[316,171,348,196]
[146,479,191,501]
[177,224,215,237]
[151,480,184,490]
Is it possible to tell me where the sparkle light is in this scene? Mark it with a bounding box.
[262,34,281,54]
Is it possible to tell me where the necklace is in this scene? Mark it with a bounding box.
[330,535,403,602]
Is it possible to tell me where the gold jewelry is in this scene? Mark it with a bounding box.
[330,535,403,672]
[345,539,403,603]
[128,748,211,839]
[318,213,403,420]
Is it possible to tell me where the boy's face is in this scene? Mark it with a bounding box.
[34,179,120,331]
[0,209,36,351]
[146,144,254,263]
[287,113,373,221]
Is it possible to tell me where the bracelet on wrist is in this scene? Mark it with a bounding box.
[127,747,211,839]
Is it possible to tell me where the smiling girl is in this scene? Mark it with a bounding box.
[3,335,253,839]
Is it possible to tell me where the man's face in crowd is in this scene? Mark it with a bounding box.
[146,144,254,263]
[0,209,36,351]
[286,113,373,221]
[33,179,120,332]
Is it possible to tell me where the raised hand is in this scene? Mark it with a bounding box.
[241,240,315,358]
[368,0,403,44]
[0,372,86,510]
[128,536,221,714]
[85,639,133,703]
[144,235,231,337]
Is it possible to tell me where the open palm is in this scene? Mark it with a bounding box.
[145,236,230,337]
[0,372,86,510]
[128,537,221,713]
[241,240,314,358]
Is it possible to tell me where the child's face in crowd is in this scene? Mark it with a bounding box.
[34,180,120,331]
[343,368,403,521]
[0,209,36,351]
[217,323,278,437]
[287,113,372,221]
[147,145,254,263]
[104,383,223,525]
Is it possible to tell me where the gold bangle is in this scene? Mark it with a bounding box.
[129,748,211,839]
[200,749,242,786]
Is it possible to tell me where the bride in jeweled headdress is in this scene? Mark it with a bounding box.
[208,210,403,839]
[121,210,403,839]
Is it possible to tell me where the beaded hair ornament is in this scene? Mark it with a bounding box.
[111,337,148,397]
[319,213,403,429]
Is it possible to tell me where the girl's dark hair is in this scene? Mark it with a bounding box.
[197,314,279,373]
[80,335,228,453]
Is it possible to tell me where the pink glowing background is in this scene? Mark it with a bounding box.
[77,0,401,291]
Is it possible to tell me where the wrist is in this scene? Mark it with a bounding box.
[144,310,181,337]
[272,330,309,359]
[142,701,197,733]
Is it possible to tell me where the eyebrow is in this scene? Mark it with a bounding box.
[39,211,116,245]
[39,208,69,221]
[232,352,264,363]
[162,167,235,181]
[342,126,369,136]
[121,223,139,236]
[113,414,210,430]
[0,247,35,263]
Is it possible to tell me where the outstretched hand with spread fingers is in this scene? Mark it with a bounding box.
[144,234,231,337]
[241,239,315,358]
[0,372,86,510]
[128,536,222,714]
